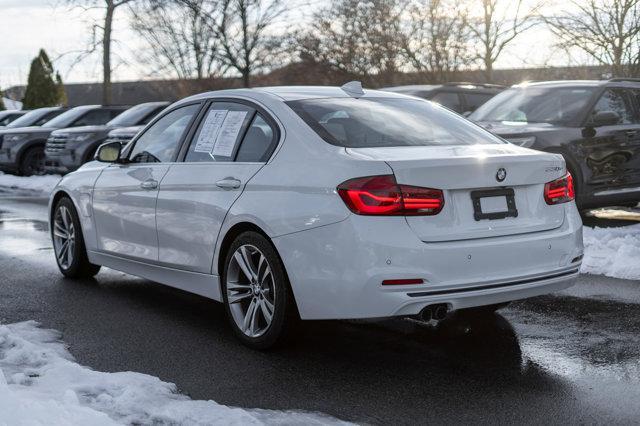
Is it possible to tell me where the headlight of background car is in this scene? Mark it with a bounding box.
[70,133,95,143]
[505,136,536,148]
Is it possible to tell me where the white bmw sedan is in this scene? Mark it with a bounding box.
[49,84,583,348]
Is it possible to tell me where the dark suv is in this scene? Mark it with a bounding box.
[382,82,505,114]
[45,101,168,174]
[469,79,640,209]
[0,105,128,175]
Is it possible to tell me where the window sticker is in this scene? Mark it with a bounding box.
[211,111,248,158]
[194,110,227,153]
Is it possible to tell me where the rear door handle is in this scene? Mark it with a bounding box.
[140,180,158,190]
[626,130,637,137]
[216,178,242,189]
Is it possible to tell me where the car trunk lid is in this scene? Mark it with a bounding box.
[346,144,567,242]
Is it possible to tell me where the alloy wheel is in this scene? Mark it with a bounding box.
[226,244,276,338]
[52,206,76,270]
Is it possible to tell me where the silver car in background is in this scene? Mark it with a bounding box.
[49,84,583,349]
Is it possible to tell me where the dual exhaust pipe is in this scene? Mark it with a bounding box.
[419,304,449,321]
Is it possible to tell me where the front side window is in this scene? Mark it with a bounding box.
[184,102,254,163]
[288,97,504,148]
[128,104,200,163]
[470,87,597,124]
[589,89,636,124]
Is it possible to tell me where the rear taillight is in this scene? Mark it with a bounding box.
[337,175,444,216]
[544,172,575,205]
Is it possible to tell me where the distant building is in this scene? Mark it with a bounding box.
[2,64,614,107]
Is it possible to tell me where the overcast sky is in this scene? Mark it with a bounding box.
[0,0,575,89]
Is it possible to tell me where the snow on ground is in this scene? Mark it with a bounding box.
[582,224,640,281]
[0,172,61,195]
[0,321,351,426]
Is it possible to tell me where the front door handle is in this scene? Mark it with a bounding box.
[140,180,158,190]
[625,130,637,137]
[216,178,242,189]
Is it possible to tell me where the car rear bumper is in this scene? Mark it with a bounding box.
[273,203,583,320]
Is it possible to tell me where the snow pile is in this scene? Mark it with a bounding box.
[0,321,350,426]
[582,224,640,280]
[0,172,61,194]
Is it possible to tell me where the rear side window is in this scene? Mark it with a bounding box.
[429,91,463,112]
[235,114,277,162]
[589,89,636,124]
[287,97,504,148]
[184,102,255,163]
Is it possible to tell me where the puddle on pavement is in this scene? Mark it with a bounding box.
[0,218,52,257]
[0,218,49,233]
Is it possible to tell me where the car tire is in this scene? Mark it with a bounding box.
[19,146,46,176]
[221,231,299,349]
[52,197,101,279]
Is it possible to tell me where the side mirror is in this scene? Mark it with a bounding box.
[95,141,123,163]
[591,110,620,127]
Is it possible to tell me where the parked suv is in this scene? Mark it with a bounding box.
[45,102,168,173]
[382,82,505,114]
[0,105,127,175]
[0,110,28,128]
[469,79,640,209]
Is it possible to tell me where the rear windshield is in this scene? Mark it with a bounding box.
[470,87,597,124]
[287,97,504,148]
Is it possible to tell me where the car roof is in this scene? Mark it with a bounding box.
[176,85,413,104]
[383,83,504,93]
[513,79,640,89]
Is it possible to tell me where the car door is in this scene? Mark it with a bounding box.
[578,88,640,191]
[155,100,279,273]
[92,103,202,262]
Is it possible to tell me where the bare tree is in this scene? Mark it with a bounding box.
[402,0,472,83]
[68,0,136,104]
[130,0,222,79]
[467,0,542,82]
[546,0,640,77]
[297,0,405,86]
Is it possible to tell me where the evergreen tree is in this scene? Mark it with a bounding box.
[56,72,67,106]
[22,49,65,108]
[0,89,5,111]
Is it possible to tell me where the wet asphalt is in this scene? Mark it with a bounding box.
[1,194,639,425]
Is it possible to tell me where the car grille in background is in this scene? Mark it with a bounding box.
[46,134,69,154]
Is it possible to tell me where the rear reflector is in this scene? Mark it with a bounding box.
[337,175,444,216]
[544,172,575,205]
[382,279,424,286]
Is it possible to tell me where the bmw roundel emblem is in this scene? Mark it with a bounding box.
[496,168,507,182]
